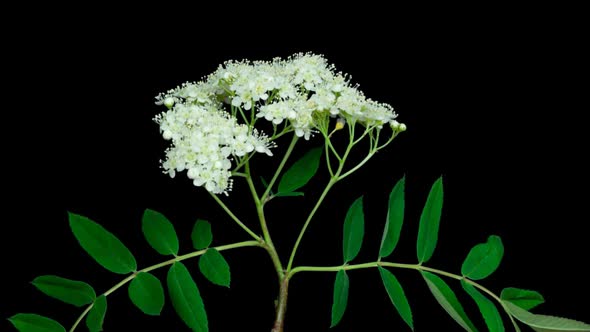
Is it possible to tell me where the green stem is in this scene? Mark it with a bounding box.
[245,162,284,279]
[339,129,401,181]
[242,134,299,331]
[237,105,248,124]
[68,304,93,332]
[289,262,379,275]
[506,310,522,332]
[250,103,256,130]
[244,156,288,330]
[323,131,342,161]
[272,127,294,140]
[289,261,470,285]
[286,177,337,271]
[69,241,261,332]
[262,134,299,202]
[286,126,363,272]
[208,191,261,241]
[352,125,372,145]
[338,152,375,180]
[233,153,256,173]
[324,139,335,177]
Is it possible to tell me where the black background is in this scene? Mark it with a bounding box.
[2,9,588,332]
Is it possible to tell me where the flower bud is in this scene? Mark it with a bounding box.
[164,97,175,109]
[335,118,346,130]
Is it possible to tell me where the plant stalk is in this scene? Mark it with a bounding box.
[271,277,290,332]
[245,162,284,280]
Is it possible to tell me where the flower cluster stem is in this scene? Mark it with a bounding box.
[262,134,299,202]
[245,159,284,280]
[242,134,304,331]
[208,192,261,241]
[286,178,337,271]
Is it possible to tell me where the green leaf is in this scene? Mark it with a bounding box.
[461,235,504,280]
[258,176,303,196]
[31,275,95,307]
[275,191,305,197]
[461,280,505,332]
[199,249,231,287]
[416,177,444,263]
[278,147,322,194]
[504,301,590,332]
[128,272,165,316]
[86,295,107,332]
[142,209,179,256]
[422,271,478,332]
[379,176,405,259]
[342,196,364,263]
[68,212,137,274]
[501,287,545,310]
[378,267,413,330]
[192,219,212,250]
[331,270,349,328]
[8,313,65,332]
[167,262,208,332]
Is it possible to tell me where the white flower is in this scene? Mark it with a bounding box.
[155,103,273,194]
[155,52,404,194]
[156,52,402,138]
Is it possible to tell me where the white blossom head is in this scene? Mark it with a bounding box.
[155,52,403,194]
[154,103,273,195]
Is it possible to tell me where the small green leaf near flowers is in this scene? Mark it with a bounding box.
[274,191,305,197]
[278,146,323,195]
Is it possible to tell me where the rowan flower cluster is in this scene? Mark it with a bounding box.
[154,103,273,195]
[155,53,403,194]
